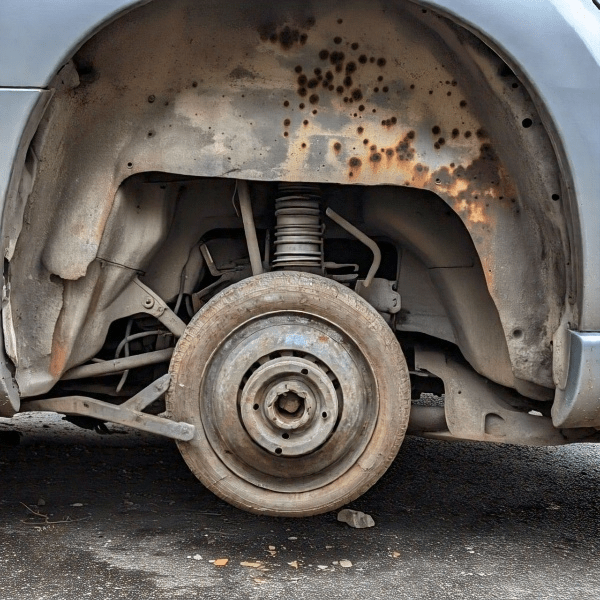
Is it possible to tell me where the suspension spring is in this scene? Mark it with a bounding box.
[272,184,324,272]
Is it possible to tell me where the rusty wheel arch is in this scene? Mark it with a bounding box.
[3,0,572,399]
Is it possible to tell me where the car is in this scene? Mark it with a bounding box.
[1,0,599,517]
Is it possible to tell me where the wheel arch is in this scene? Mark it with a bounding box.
[1,0,589,399]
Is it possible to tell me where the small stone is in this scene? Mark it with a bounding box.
[339,560,353,568]
[392,551,401,558]
[268,545,276,551]
[193,554,202,560]
[317,565,328,570]
[288,536,297,540]
[337,509,375,529]
[70,503,83,507]
[37,498,46,507]
[288,561,299,569]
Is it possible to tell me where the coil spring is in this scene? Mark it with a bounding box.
[272,184,323,271]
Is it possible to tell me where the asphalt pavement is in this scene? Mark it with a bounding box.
[1,411,600,599]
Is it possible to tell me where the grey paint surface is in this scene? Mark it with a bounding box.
[0,0,148,88]
[0,89,47,220]
[553,331,600,428]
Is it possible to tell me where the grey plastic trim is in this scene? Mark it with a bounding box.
[552,331,600,428]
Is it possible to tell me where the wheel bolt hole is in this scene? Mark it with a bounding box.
[301,368,309,375]
[322,411,328,418]
[282,433,290,439]
[275,447,283,454]
[253,403,259,411]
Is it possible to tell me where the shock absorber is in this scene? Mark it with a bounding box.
[272,183,324,272]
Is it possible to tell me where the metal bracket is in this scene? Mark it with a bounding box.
[22,374,195,441]
[355,278,401,314]
[108,277,186,338]
[414,349,566,446]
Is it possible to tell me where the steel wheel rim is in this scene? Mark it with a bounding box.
[200,312,379,493]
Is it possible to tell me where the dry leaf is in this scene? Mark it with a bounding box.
[288,561,299,569]
[214,558,229,566]
[253,577,269,584]
[392,551,400,558]
[240,561,262,568]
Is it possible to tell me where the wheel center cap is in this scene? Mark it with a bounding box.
[240,357,338,456]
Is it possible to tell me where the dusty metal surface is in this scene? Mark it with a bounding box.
[415,349,568,446]
[2,0,569,398]
[23,374,195,441]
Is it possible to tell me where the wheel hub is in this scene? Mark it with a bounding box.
[240,357,338,456]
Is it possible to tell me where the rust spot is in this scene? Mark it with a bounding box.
[358,54,368,64]
[373,87,379,93]
[476,128,487,139]
[298,87,307,97]
[377,58,387,67]
[464,130,472,138]
[410,84,415,89]
[343,76,353,87]
[370,57,376,63]
[333,142,342,153]
[432,125,440,135]
[312,109,317,115]
[351,42,359,50]
[328,84,334,91]
[303,119,309,126]
[346,62,357,74]
[460,100,467,107]
[334,36,342,44]
[147,95,155,103]
[407,130,415,139]
[363,139,369,144]
[336,86,344,94]
[382,86,389,93]
[298,74,308,85]
[370,153,381,162]
[438,137,445,145]
[299,103,305,109]
[357,126,364,134]
[377,76,383,82]
[386,149,394,157]
[351,89,363,101]
[358,104,365,111]
[349,157,362,168]
[325,71,334,80]
[319,50,330,60]
[452,128,459,138]
[284,119,291,126]
[314,68,322,76]
[295,65,303,73]
[283,100,290,107]
[284,132,289,137]
[330,51,345,66]
[301,142,307,148]
[308,78,319,89]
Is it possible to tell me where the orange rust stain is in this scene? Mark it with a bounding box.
[454,198,488,225]
[49,335,70,379]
